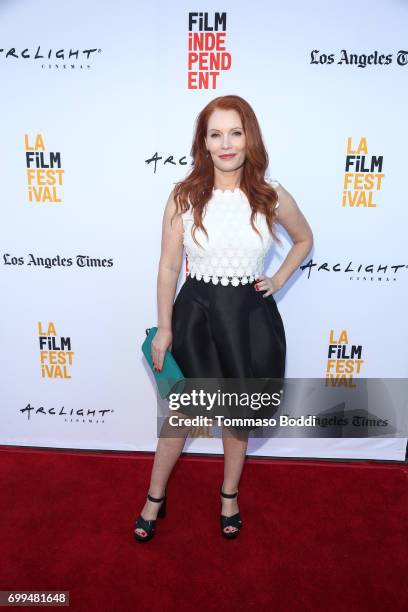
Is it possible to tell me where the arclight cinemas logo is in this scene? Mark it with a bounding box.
[21,402,113,423]
[188,12,231,89]
[301,259,407,283]
[0,45,102,70]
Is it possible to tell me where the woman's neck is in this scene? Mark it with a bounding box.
[213,169,242,192]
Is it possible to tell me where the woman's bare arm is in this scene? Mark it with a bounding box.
[257,182,314,296]
[152,189,184,370]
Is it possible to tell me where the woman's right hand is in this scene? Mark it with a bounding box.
[151,326,173,371]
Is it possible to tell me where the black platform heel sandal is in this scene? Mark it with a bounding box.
[134,492,167,543]
[220,487,242,539]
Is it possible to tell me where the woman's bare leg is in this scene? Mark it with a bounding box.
[221,426,249,534]
[135,415,191,536]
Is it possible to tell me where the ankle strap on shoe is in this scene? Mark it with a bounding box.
[147,493,166,503]
[220,488,238,499]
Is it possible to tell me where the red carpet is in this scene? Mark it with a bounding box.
[0,446,407,612]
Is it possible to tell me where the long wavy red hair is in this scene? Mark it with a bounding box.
[172,94,280,246]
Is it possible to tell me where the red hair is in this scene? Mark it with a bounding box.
[172,95,280,246]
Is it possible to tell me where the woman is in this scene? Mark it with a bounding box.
[134,95,313,542]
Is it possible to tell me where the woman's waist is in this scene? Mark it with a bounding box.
[185,271,260,289]
[186,261,264,287]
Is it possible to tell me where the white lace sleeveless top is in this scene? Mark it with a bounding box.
[181,180,280,286]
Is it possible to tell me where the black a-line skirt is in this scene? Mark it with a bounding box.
[170,275,286,430]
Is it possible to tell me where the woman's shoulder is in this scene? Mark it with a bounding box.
[265,177,280,188]
[265,177,280,209]
[166,186,193,219]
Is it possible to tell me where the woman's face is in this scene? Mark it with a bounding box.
[204,108,246,173]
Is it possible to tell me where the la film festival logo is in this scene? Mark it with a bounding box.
[38,322,74,379]
[25,134,64,203]
[342,137,384,207]
[188,12,231,89]
[325,329,364,387]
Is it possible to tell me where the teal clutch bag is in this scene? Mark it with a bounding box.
[142,327,186,399]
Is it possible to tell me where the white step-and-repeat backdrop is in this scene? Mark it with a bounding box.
[1,0,407,460]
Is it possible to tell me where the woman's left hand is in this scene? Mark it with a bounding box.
[254,275,280,297]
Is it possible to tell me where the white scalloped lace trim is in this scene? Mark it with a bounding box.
[188,270,260,286]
